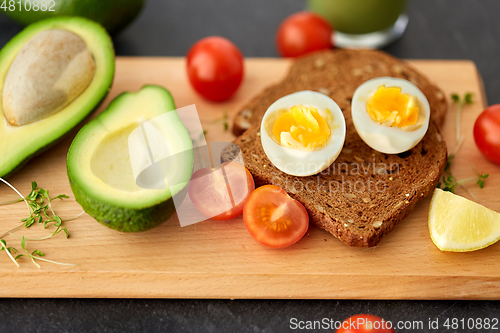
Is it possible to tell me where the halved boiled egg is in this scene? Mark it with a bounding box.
[260,91,346,176]
[351,77,430,154]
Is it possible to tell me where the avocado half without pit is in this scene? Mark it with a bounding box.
[0,17,115,177]
[67,86,194,232]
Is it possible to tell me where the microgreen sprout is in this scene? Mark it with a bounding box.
[445,135,465,172]
[14,236,75,268]
[206,109,229,131]
[0,239,19,267]
[223,109,229,131]
[451,92,473,146]
[0,178,80,267]
[438,172,489,194]
[441,92,488,198]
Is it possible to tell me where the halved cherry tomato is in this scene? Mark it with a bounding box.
[336,314,394,333]
[276,11,333,58]
[243,185,309,248]
[189,162,255,220]
[186,36,244,102]
[474,104,500,164]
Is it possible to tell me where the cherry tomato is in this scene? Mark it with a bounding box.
[188,162,255,220]
[276,11,333,58]
[336,314,395,333]
[243,185,309,248]
[186,36,244,102]
[474,104,500,164]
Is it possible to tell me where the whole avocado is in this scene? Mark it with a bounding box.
[3,0,144,35]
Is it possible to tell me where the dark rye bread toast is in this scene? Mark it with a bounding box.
[233,49,447,136]
[232,49,448,247]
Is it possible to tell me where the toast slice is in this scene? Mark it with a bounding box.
[233,49,447,136]
[232,49,448,247]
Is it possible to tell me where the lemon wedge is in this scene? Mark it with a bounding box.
[429,188,500,252]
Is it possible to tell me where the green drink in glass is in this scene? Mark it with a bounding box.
[307,0,408,48]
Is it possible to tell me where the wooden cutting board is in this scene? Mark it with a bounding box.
[1,57,498,300]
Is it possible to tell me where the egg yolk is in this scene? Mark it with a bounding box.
[366,86,420,128]
[272,105,331,150]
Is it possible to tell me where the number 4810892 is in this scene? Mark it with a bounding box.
[1,0,56,11]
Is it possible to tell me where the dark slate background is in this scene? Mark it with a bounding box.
[1,0,500,332]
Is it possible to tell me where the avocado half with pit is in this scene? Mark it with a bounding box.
[67,86,194,232]
[0,17,115,178]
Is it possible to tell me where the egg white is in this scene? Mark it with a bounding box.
[351,77,430,154]
[260,91,346,177]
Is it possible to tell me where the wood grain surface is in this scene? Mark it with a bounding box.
[0,57,498,299]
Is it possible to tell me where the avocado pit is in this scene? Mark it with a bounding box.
[2,29,96,126]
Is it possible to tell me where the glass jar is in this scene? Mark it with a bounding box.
[307,0,408,48]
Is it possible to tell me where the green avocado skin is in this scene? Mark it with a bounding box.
[1,93,109,179]
[66,85,193,233]
[4,0,144,35]
[68,174,175,232]
[0,17,115,179]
